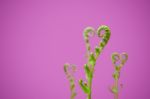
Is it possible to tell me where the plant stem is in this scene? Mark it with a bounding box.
[87,77,92,99]
[87,92,91,99]
[87,64,95,99]
[114,79,118,99]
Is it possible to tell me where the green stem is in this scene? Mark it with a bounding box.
[87,76,91,99]
[114,79,118,99]
[87,64,94,99]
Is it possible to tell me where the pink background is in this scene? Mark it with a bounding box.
[1,0,150,99]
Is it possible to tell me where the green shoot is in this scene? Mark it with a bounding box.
[110,52,128,99]
[64,63,77,99]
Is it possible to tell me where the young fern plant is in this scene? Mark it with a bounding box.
[64,63,77,99]
[110,52,128,99]
[79,25,111,99]
[64,25,128,99]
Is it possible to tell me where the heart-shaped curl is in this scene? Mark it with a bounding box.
[111,52,128,71]
[83,25,111,59]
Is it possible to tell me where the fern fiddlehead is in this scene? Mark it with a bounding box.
[110,52,128,99]
[64,63,77,99]
[79,25,111,99]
